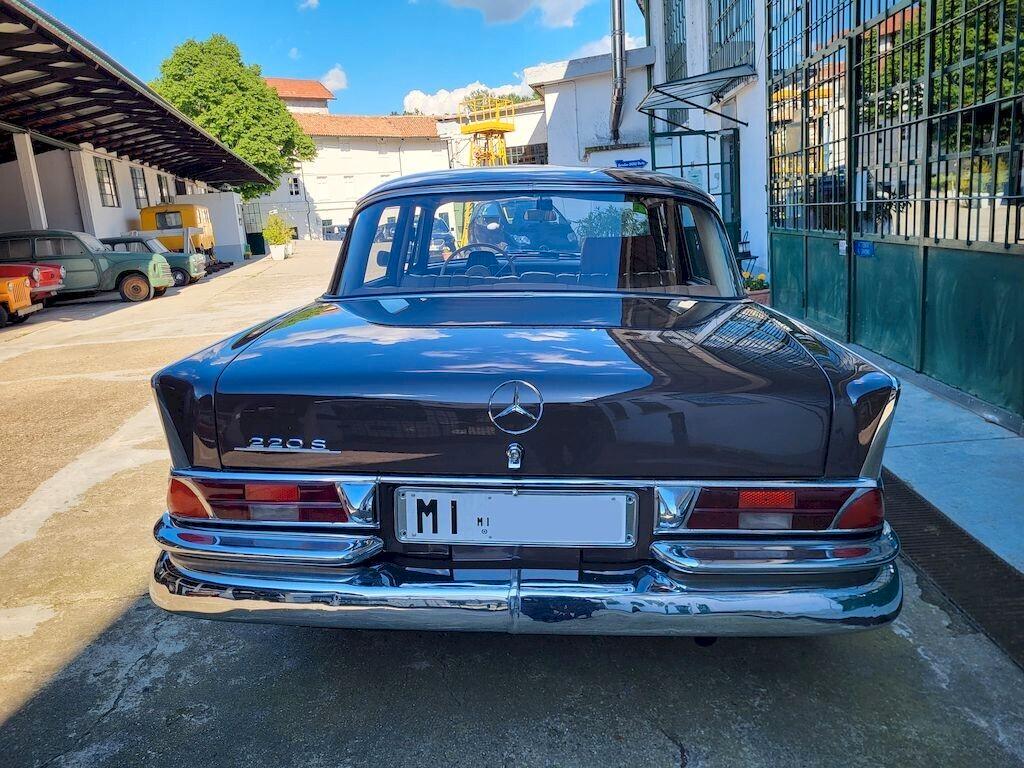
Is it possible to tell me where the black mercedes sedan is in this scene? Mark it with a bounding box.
[149,166,901,637]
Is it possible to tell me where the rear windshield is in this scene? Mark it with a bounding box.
[333,191,743,298]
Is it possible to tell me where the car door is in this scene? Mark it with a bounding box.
[36,237,100,290]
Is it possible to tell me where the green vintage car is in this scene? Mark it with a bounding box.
[101,236,206,288]
[0,229,173,302]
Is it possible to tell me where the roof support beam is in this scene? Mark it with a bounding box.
[13,131,47,228]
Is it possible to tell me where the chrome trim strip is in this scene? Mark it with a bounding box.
[150,553,902,636]
[650,523,899,574]
[155,514,383,566]
[174,468,877,490]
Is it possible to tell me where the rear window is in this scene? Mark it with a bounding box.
[334,191,742,298]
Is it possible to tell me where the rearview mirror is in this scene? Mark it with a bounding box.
[376,250,391,267]
[524,209,557,222]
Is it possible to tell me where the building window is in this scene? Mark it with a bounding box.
[663,0,688,124]
[157,174,173,204]
[130,167,149,209]
[93,157,120,208]
[507,143,549,165]
[707,0,756,71]
[288,176,301,196]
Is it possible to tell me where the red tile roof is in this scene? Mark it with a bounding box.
[293,113,440,139]
[265,77,334,101]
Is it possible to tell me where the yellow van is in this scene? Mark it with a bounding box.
[140,204,215,254]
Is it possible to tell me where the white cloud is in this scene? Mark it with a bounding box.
[298,0,319,9]
[445,0,593,27]
[288,47,301,60]
[321,64,348,93]
[571,31,644,58]
[403,77,534,116]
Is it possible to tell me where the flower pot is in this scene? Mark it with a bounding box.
[747,288,771,306]
[269,244,287,261]
[285,241,294,256]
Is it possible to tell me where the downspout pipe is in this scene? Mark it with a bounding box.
[609,0,626,143]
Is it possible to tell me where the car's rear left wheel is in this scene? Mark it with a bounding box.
[119,274,153,302]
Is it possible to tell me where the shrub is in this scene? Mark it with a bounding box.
[263,214,293,246]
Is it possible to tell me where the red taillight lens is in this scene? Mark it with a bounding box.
[167,478,209,519]
[685,486,878,531]
[166,478,362,524]
[835,489,884,530]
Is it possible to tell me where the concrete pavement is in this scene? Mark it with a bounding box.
[1,247,1022,767]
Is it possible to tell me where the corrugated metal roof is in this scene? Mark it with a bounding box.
[0,0,269,185]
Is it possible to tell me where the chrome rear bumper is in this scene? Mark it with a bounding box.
[150,515,902,636]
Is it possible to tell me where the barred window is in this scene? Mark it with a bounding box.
[507,143,549,165]
[157,174,173,204]
[708,0,756,71]
[768,70,804,229]
[130,167,149,210]
[664,0,688,124]
[93,157,119,208]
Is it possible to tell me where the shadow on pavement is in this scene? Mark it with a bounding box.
[1,580,1021,768]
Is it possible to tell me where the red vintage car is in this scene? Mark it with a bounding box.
[0,263,64,302]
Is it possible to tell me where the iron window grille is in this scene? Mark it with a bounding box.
[507,143,549,165]
[708,0,757,72]
[288,177,301,196]
[130,167,149,210]
[767,0,1023,248]
[664,0,688,124]
[93,157,119,208]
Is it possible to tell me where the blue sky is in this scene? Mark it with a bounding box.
[34,0,645,115]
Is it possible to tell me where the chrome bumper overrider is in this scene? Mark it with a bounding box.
[150,515,902,636]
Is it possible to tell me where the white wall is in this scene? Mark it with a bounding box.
[281,98,330,114]
[249,134,450,237]
[526,47,654,168]
[647,0,769,273]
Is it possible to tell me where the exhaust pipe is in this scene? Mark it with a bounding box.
[609,0,625,143]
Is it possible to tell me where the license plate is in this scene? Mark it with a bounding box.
[395,487,637,547]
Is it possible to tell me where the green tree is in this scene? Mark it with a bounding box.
[151,35,316,199]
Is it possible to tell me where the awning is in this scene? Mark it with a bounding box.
[0,0,269,186]
[638,63,756,127]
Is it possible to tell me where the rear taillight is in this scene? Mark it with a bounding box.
[166,477,376,525]
[656,485,883,533]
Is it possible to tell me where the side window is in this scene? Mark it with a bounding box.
[111,243,129,252]
[365,205,401,284]
[35,238,62,258]
[156,211,183,230]
[60,238,88,256]
[7,239,32,260]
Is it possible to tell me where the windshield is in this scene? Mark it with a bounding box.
[335,191,743,298]
[145,239,170,253]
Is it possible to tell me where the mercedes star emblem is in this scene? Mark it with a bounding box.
[488,380,544,435]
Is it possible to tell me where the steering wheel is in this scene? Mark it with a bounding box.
[439,243,517,276]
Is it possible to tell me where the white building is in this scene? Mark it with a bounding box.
[520,1,769,272]
[438,98,549,168]
[250,78,450,238]
[524,47,654,169]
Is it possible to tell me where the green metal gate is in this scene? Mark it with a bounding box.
[766,0,1024,417]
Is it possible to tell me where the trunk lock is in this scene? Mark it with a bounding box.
[506,442,524,470]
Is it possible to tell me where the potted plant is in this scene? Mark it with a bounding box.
[743,271,771,305]
[263,214,292,260]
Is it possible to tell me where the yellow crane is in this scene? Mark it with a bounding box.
[456,93,516,244]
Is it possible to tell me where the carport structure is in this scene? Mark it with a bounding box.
[0,0,267,230]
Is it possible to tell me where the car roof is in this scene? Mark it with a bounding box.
[100,235,150,242]
[362,165,713,203]
[0,229,93,238]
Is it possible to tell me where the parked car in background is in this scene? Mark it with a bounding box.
[0,274,40,327]
[430,217,456,255]
[0,230,173,302]
[323,224,347,241]
[139,203,216,255]
[468,195,577,252]
[101,236,206,288]
[0,262,64,303]
[150,167,902,639]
